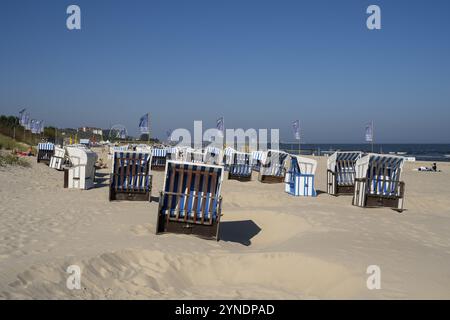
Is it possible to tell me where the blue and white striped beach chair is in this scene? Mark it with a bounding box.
[203,146,224,166]
[166,147,179,161]
[258,150,289,183]
[353,154,405,211]
[108,145,129,160]
[109,151,153,201]
[184,148,204,163]
[251,150,264,172]
[228,152,252,181]
[285,155,317,196]
[151,148,167,171]
[156,160,224,240]
[327,151,362,195]
[223,147,235,171]
[37,142,55,164]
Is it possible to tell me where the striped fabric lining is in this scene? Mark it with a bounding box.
[252,151,264,160]
[204,146,223,165]
[260,151,288,177]
[329,151,361,186]
[38,142,54,151]
[366,155,403,196]
[229,153,252,176]
[335,152,361,161]
[152,148,167,157]
[160,162,223,222]
[110,152,152,192]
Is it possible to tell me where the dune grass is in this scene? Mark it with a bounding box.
[0,153,31,167]
[0,133,30,152]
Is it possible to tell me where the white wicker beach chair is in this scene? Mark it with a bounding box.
[352,153,405,211]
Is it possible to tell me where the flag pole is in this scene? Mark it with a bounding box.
[147,113,150,145]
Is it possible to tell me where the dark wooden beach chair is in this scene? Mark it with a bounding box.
[251,150,264,172]
[151,148,167,171]
[37,142,55,164]
[109,151,152,201]
[327,151,362,196]
[156,161,224,240]
[228,152,252,181]
[257,150,289,183]
[352,154,405,212]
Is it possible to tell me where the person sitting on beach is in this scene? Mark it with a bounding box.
[432,163,437,172]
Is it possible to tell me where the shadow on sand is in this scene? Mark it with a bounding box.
[219,220,261,246]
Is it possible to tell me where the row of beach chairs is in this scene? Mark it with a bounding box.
[36,142,406,241]
[106,146,406,241]
[37,142,98,190]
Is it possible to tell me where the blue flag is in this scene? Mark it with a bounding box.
[216,117,224,136]
[292,120,300,140]
[139,113,149,134]
[19,109,26,125]
[365,122,373,142]
[30,120,38,134]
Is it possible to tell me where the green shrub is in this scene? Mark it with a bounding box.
[0,133,29,152]
[0,153,31,167]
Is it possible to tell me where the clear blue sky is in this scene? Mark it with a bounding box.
[1,0,449,143]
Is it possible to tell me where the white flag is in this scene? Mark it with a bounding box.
[365,122,373,142]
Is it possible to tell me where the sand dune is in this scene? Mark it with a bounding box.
[1,152,450,299]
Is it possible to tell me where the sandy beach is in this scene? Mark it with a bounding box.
[1,149,450,299]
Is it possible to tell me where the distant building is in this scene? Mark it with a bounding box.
[78,127,103,136]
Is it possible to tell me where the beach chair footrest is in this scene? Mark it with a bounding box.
[366,195,402,209]
[336,185,355,195]
[228,173,252,182]
[109,190,151,201]
[258,175,284,183]
[156,215,220,240]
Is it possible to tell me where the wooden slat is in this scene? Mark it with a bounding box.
[208,172,217,224]
[200,171,209,224]
[174,167,185,219]
[166,167,176,214]
[131,154,136,192]
[192,171,200,223]
[183,169,193,222]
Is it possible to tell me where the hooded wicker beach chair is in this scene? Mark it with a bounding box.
[49,146,66,170]
[109,151,153,201]
[251,150,264,172]
[37,142,55,164]
[257,150,289,183]
[151,148,167,171]
[64,146,98,190]
[228,151,252,181]
[184,148,204,163]
[203,146,224,166]
[285,155,317,196]
[352,154,405,211]
[156,160,224,240]
[327,151,363,196]
[223,147,235,171]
